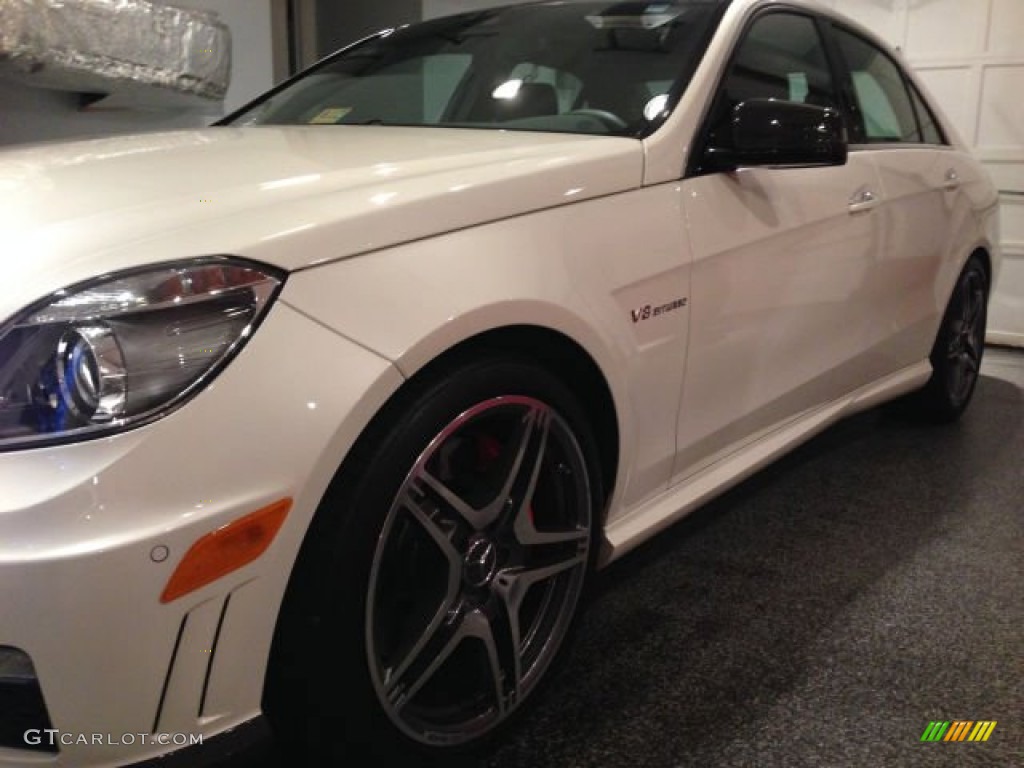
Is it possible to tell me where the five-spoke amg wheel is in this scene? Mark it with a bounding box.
[266,359,600,763]
[367,395,592,745]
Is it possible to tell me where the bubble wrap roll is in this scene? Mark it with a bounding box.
[0,0,231,101]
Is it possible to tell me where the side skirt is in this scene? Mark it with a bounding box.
[599,361,932,565]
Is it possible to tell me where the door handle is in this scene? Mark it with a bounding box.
[944,169,961,190]
[848,188,880,214]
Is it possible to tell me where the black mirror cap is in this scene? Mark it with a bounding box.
[704,99,848,172]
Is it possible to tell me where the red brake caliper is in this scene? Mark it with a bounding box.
[476,434,534,523]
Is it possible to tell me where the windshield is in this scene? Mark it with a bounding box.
[224,1,724,137]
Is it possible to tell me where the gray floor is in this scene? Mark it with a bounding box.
[235,348,1024,768]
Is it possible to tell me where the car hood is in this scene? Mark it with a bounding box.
[0,126,642,323]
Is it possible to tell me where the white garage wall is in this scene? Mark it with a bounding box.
[823,0,1024,345]
[423,0,1023,346]
[0,0,274,146]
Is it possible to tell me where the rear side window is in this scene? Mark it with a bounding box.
[834,28,921,143]
[908,82,946,145]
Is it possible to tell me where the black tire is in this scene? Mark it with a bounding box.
[265,357,602,765]
[901,255,989,422]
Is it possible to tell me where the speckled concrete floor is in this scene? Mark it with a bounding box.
[235,348,1023,768]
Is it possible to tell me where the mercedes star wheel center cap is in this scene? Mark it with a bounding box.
[464,537,499,588]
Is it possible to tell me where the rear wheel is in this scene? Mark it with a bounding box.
[903,256,989,422]
[266,359,600,763]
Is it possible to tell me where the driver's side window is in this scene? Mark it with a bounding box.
[707,13,837,149]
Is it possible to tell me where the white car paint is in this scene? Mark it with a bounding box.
[0,304,403,766]
[0,0,1001,765]
[0,127,641,326]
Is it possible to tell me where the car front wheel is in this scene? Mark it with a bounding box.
[266,358,601,763]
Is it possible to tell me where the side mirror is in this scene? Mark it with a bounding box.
[703,99,848,172]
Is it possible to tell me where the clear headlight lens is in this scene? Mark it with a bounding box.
[0,258,283,450]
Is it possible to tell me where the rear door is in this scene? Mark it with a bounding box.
[827,23,958,371]
[673,10,887,481]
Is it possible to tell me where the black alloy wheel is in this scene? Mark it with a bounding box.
[941,263,987,407]
[904,255,989,422]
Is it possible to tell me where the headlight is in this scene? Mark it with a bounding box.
[0,258,283,451]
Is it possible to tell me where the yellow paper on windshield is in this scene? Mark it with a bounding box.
[310,108,352,124]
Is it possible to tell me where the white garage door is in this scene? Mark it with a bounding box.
[423,0,1023,346]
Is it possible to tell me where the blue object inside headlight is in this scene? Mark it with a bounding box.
[0,258,283,450]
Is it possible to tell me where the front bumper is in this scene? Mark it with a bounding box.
[0,301,401,767]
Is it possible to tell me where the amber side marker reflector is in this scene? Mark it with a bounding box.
[160,498,292,603]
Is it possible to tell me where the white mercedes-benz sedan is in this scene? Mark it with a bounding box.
[0,0,1001,765]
